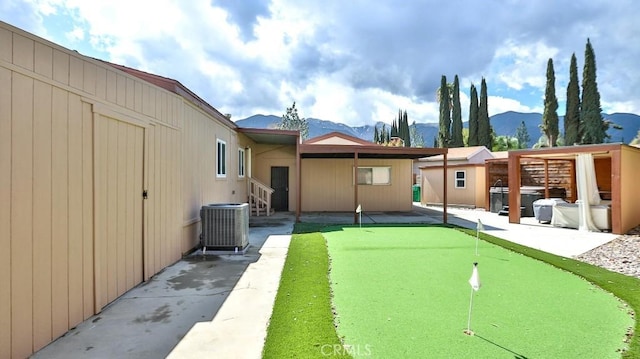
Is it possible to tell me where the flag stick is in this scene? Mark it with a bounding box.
[475,229,479,256]
[466,285,475,335]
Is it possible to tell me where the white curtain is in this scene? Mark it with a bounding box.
[575,153,601,231]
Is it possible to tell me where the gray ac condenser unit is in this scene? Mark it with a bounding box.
[200,203,249,250]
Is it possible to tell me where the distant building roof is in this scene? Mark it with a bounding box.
[304,131,377,146]
[420,146,491,162]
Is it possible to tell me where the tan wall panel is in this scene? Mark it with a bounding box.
[421,168,444,204]
[52,48,69,85]
[11,72,34,358]
[32,81,53,352]
[117,122,128,296]
[0,67,12,359]
[301,159,411,212]
[83,61,97,95]
[12,32,34,71]
[69,55,83,90]
[67,93,85,329]
[81,102,94,319]
[134,127,144,283]
[422,166,482,207]
[301,159,338,211]
[51,87,70,340]
[94,115,145,308]
[0,26,11,62]
[134,81,143,112]
[34,42,53,78]
[95,66,107,100]
[620,147,640,233]
[474,166,486,208]
[357,159,412,211]
[126,77,135,110]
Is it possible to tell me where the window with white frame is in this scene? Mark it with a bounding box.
[216,139,226,177]
[454,170,466,188]
[356,166,391,185]
[238,147,245,178]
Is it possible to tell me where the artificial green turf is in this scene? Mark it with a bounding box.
[262,228,351,358]
[460,227,640,359]
[325,225,634,358]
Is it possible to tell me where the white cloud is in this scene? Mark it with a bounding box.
[2,0,639,127]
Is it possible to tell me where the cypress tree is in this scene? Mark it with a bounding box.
[402,110,411,147]
[541,58,559,147]
[468,84,479,146]
[450,75,464,147]
[391,118,398,138]
[515,120,530,149]
[564,53,581,145]
[581,38,605,144]
[373,125,380,144]
[478,78,491,149]
[438,75,451,148]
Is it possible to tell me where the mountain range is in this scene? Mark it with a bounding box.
[235,112,640,147]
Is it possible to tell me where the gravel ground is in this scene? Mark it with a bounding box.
[576,226,640,279]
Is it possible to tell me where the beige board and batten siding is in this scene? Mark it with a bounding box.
[181,103,249,252]
[421,165,485,208]
[619,146,640,233]
[301,159,413,212]
[251,143,298,211]
[0,21,216,358]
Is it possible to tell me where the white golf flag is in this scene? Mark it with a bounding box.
[356,204,362,213]
[469,263,481,291]
[477,219,484,231]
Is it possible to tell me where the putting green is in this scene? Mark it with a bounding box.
[325,225,633,358]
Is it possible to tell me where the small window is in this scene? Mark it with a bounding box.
[238,148,245,178]
[454,170,466,188]
[217,139,226,177]
[356,167,391,185]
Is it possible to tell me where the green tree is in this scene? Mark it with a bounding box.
[402,110,411,147]
[580,38,606,144]
[373,125,380,144]
[450,75,464,147]
[540,58,559,146]
[468,84,479,146]
[391,118,398,138]
[409,121,425,147]
[515,120,530,149]
[278,101,309,140]
[437,75,451,148]
[565,53,581,145]
[478,78,491,149]
[492,135,519,151]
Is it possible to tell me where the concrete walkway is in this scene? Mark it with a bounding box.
[31,206,618,358]
[424,205,618,257]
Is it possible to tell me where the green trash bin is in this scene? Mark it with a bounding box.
[412,184,421,202]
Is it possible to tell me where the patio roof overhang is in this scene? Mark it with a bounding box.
[299,144,447,159]
[237,127,300,145]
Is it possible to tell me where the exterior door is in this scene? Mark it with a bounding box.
[271,166,289,212]
[93,114,144,310]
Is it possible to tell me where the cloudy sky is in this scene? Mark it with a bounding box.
[2,0,639,126]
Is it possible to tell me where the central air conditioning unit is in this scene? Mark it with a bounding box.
[200,203,249,251]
